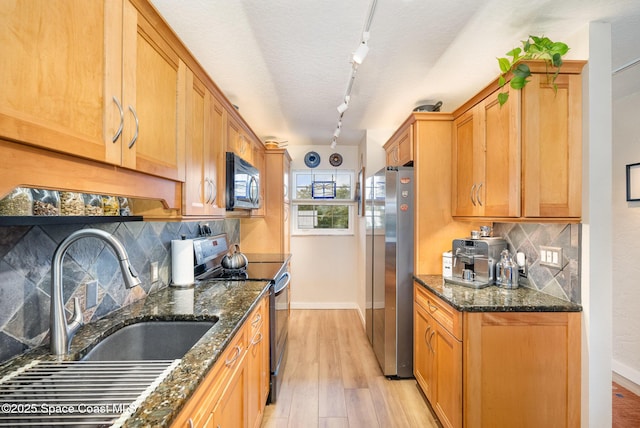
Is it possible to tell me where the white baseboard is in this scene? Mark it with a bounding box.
[290,302,359,310]
[612,359,640,388]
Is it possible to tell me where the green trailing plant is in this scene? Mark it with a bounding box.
[497,35,570,105]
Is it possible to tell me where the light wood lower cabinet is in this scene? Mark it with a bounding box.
[414,283,580,428]
[172,294,269,428]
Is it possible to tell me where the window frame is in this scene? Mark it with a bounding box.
[291,169,356,236]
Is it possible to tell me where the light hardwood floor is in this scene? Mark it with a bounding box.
[261,310,441,428]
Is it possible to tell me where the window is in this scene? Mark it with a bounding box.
[292,169,355,235]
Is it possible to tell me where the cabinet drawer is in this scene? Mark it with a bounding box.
[415,283,462,340]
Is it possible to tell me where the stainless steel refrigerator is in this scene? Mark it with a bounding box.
[365,166,414,378]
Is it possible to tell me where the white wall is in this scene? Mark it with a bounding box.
[582,22,613,428]
[612,90,640,384]
[287,144,360,309]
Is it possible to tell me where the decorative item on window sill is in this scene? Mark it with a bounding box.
[312,181,336,199]
[304,151,321,168]
[329,153,343,167]
[626,162,640,201]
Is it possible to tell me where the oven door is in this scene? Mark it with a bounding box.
[270,270,290,403]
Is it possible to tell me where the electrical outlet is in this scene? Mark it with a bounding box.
[539,246,563,269]
[150,262,159,283]
[86,280,98,309]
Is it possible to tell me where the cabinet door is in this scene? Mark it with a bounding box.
[384,124,413,166]
[121,1,185,181]
[210,96,226,213]
[452,108,480,216]
[433,322,463,428]
[184,70,225,217]
[482,88,521,217]
[414,303,435,401]
[0,0,120,162]
[212,356,248,428]
[184,69,209,216]
[522,73,582,218]
[464,312,581,428]
[227,114,253,164]
[247,297,269,428]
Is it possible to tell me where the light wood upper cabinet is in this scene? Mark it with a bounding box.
[452,61,584,220]
[0,0,185,182]
[240,149,292,254]
[0,0,117,162]
[121,0,185,181]
[384,122,413,166]
[183,68,225,216]
[227,113,254,165]
[522,73,582,218]
[452,87,520,218]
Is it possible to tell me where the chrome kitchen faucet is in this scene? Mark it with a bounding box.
[49,228,141,355]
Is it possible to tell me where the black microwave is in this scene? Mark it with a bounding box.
[226,152,260,210]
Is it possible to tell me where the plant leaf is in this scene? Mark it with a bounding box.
[552,52,563,67]
[512,63,531,78]
[510,75,528,90]
[498,92,509,106]
[506,47,521,60]
[498,75,506,88]
[498,57,511,73]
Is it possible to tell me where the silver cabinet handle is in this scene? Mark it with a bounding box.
[204,178,213,204]
[427,301,438,313]
[477,182,483,206]
[251,331,263,346]
[128,105,139,149]
[225,345,242,366]
[252,312,262,327]
[112,96,124,143]
[429,331,436,354]
[209,178,217,205]
[188,418,194,428]
[470,183,477,206]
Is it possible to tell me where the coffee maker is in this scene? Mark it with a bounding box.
[449,237,507,288]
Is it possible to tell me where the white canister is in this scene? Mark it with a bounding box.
[442,251,453,278]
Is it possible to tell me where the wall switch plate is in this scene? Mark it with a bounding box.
[86,280,98,309]
[150,261,159,283]
[539,246,563,269]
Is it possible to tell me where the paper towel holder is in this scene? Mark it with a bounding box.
[170,236,196,288]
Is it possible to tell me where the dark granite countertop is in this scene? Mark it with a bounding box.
[414,274,582,312]
[0,278,272,427]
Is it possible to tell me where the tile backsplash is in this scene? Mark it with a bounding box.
[493,222,581,303]
[0,219,238,364]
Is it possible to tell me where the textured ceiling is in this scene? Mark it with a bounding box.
[150,0,640,147]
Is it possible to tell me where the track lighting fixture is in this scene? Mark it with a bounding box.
[337,95,350,114]
[329,1,377,148]
[352,31,370,65]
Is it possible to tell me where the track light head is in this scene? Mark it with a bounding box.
[352,42,369,65]
[337,95,351,114]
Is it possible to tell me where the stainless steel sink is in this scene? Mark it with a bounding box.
[81,320,217,361]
